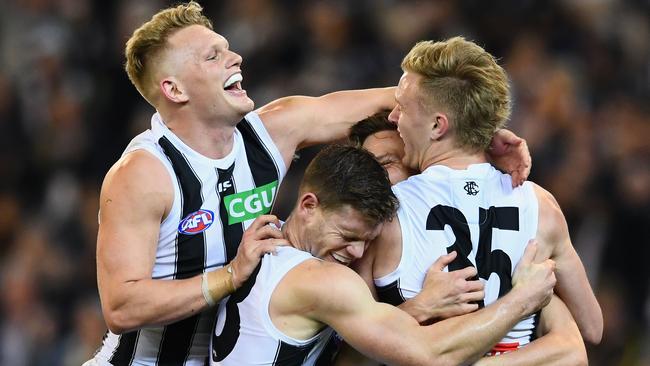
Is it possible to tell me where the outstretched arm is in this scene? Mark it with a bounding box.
[257,88,395,166]
[534,184,603,344]
[97,151,288,334]
[474,295,587,366]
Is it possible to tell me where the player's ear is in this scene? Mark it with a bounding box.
[298,192,320,215]
[431,113,449,141]
[160,77,189,103]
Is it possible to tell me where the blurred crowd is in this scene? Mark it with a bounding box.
[0,0,648,365]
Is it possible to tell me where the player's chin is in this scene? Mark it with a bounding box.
[226,94,254,113]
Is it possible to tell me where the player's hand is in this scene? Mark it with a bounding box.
[488,129,531,187]
[409,251,484,323]
[229,214,290,289]
[511,241,556,314]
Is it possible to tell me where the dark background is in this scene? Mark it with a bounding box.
[0,0,648,365]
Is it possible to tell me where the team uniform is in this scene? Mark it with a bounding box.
[375,163,539,354]
[210,246,330,366]
[93,112,287,365]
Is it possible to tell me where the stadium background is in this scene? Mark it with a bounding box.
[0,0,648,364]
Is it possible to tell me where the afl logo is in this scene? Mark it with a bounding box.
[178,209,214,235]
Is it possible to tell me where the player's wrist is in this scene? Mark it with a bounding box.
[226,263,240,290]
[400,297,438,324]
[202,265,238,307]
[503,285,535,317]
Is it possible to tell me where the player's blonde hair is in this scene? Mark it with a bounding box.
[125,1,212,104]
[401,36,511,151]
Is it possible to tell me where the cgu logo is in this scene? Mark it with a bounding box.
[178,209,214,235]
[224,181,278,225]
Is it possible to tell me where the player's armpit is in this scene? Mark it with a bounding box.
[534,184,603,344]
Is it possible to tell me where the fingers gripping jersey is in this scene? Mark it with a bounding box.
[210,247,329,366]
[374,164,539,352]
[93,112,287,366]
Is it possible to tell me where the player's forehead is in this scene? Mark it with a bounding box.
[396,71,423,105]
[325,206,375,234]
[363,130,403,155]
[167,25,228,55]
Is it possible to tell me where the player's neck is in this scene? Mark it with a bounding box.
[161,111,239,159]
[420,146,488,171]
[280,215,302,251]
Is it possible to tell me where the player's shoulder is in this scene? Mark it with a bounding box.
[102,149,173,203]
[530,183,563,217]
[287,259,367,301]
[106,149,167,183]
[531,182,568,240]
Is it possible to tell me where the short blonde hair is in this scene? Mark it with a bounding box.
[401,37,511,151]
[125,1,212,103]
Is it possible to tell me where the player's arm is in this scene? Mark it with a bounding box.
[257,88,395,166]
[534,184,603,344]
[474,295,587,366]
[97,151,287,334]
[309,244,556,366]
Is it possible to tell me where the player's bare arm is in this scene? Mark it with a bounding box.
[97,151,288,334]
[257,87,396,166]
[293,244,555,366]
[533,183,603,344]
[474,295,587,366]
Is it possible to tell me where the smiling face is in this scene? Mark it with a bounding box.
[161,25,254,122]
[289,145,398,266]
[388,71,434,171]
[304,205,383,266]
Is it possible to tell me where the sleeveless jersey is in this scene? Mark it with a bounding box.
[374,163,539,352]
[94,111,287,365]
[210,246,329,366]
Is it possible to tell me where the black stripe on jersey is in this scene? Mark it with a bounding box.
[313,333,342,366]
[158,136,206,365]
[217,163,243,262]
[237,118,280,188]
[212,263,262,362]
[272,338,320,366]
[376,279,406,306]
[109,330,140,365]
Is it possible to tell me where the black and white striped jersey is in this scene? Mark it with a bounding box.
[93,111,287,365]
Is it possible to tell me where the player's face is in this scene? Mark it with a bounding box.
[164,25,254,121]
[362,130,415,185]
[307,205,382,266]
[388,71,433,171]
